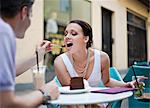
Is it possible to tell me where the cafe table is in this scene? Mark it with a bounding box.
[48,87,133,105]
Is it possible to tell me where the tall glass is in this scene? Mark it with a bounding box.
[31,66,46,89]
[132,76,144,98]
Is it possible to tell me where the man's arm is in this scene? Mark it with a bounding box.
[16,40,52,76]
[16,54,37,76]
[0,80,59,108]
[0,90,43,108]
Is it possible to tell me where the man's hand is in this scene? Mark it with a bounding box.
[36,40,52,61]
[40,80,60,100]
[39,40,53,53]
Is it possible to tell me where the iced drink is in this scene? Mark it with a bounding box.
[132,76,144,98]
[32,66,46,89]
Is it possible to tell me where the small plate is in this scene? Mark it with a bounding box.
[59,86,89,94]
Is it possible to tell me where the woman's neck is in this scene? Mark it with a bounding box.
[70,48,90,77]
[71,49,88,64]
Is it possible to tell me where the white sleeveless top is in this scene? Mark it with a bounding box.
[60,49,104,87]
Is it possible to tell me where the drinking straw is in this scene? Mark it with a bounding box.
[132,66,142,94]
[35,50,39,72]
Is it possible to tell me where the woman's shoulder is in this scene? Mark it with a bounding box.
[54,53,66,64]
[91,48,108,56]
[100,51,110,65]
[100,51,109,57]
[91,48,109,59]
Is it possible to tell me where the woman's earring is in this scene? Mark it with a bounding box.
[84,37,89,43]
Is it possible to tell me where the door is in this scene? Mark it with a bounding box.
[102,8,113,66]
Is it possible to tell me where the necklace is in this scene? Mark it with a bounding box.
[70,49,90,78]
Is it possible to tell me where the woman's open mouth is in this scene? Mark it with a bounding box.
[66,43,73,47]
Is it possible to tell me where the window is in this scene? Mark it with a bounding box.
[127,11,147,66]
[44,0,91,71]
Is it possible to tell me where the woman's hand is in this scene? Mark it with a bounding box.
[124,76,148,88]
[124,81,135,88]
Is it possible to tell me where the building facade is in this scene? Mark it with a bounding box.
[91,0,150,69]
[16,0,150,83]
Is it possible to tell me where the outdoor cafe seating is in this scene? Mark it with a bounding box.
[123,63,150,108]
[51,67,126,108]
[46,64,149,108]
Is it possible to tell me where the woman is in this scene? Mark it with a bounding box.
[54,20,135,108]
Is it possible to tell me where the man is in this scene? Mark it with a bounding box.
[0,0,59,107]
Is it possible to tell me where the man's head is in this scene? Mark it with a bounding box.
[0,0,34,39]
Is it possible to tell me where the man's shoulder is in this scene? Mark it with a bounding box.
[0,18,14,36]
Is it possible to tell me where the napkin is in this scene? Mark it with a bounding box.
[91,87,135,94]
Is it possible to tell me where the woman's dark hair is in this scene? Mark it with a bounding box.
[0,0,34,18]
[69,20,93,49]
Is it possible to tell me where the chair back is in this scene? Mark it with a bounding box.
[54,76,62,87]
[109,67,124,108]
[123,65,150,108]
[134,61,150,66]
[110,67,124,82]
[124,65,150,92]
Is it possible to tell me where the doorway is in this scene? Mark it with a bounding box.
[102,7,113,66]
